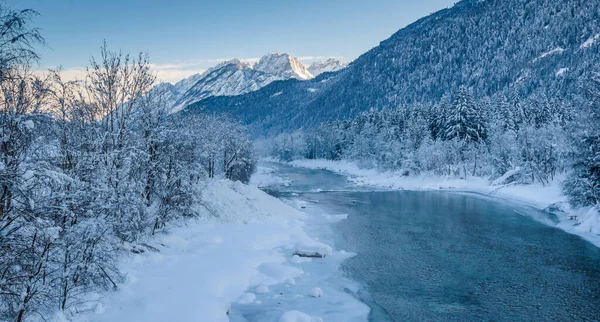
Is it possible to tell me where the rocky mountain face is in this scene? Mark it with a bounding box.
[169,59,281,113]
[254,52,314,80]
[157,53,327,113]
[185,0,600,137]
[308,58,347,76]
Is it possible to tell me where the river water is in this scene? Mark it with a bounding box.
[264,162,600,321]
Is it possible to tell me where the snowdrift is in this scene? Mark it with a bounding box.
[67,179,367,322]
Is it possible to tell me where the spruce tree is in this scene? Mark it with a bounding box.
[444,86,487,143]
[563,78,600,206]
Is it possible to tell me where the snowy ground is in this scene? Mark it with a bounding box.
[289,159,600,248]
[63,179,368,322]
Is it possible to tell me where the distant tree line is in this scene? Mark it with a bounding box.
[0,7,255,321]
[269,84,599,207]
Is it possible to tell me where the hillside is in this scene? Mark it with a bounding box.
[186,0,600,136]
[154,53,326,113]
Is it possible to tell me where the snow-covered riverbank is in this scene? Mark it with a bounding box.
[289,159,600,248]
[65,179,368,322]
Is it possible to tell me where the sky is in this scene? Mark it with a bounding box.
[11,0,457,83]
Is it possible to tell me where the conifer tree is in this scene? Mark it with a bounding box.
[444,86,487,143]
[563,77,600,206]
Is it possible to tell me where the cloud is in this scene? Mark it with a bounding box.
[149,62,208,84]
[34,54,343,84]
[32,67,88,82]
[34,65,206,84]
[155,68,206,84]
[170,57,261,66]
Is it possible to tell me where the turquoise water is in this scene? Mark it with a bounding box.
[264,162,600,321]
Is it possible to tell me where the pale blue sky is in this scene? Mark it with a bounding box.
[11,0,456,83]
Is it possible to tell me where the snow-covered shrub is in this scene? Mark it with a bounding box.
[0,40,258,320]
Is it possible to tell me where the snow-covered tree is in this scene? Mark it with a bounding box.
[444,86,487,143]
[0,37,258,320]
[563,77,600,206]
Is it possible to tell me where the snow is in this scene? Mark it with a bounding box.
[279,310,312,322]
[533,47,565,62]
[254,52,314,80]
[308,58,347,77]
[555,67,569,77]
[255,285,270,294]
[294,240,332,258]
[289,159,600,248]
[66,178,368,322]
[289,254,312,264]
[22,170,34,180]
[254,262,304,286]
[198,179,303,223]
[23,120,34,129]
[153,52,313,114]
[237,292,257,304]
[491,167,521,185]
[308,287,322,298]
[581,34,600,49]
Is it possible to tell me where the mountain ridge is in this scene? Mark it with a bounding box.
[155,53,345,113]
[184,0,600,137]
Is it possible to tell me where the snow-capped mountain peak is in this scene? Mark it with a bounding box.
[213,58,252,70]
[152,52,316,114]
[254,52,314,80]
[308,58,347,77]
[172,72,205,94]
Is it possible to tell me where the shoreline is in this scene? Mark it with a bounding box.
[65,179,369,322]
[286,159,600,248]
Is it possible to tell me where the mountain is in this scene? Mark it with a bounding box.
[156,53,314,113]
[308,58,347,76]
[254,52,314,80]
[185,0,600,137]
[170,59,282,113]
[153,72,204,110]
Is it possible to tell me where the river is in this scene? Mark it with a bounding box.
[263,161,600,321]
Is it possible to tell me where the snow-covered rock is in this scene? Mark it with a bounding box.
[555,67,569,77]
[254,52,313,80]
[293,240,333,258]
[309,287,323,298]
[308,58,347,76]
[581,33,600,49]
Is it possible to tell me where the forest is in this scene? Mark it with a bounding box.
[3,0,600,320]
[268,85,600,207]
[0,8,255,321]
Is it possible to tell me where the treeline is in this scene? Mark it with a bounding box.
[0,8,255,321]
[269,85,600,207]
